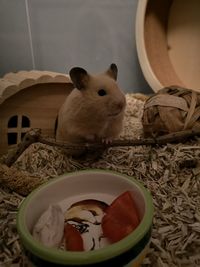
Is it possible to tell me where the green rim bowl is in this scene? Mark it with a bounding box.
[17,169,153,266]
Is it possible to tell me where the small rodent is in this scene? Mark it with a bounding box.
[56,64,126,155]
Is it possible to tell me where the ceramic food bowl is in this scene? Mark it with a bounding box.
[17,170,153,267]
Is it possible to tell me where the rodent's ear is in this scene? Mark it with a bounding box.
[106,63,118,80]
[69,67,89,90]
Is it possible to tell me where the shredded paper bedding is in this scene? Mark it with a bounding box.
[0,94,200,267]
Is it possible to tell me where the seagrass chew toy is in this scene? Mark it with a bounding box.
[142,86,200,137]
[0,163,43,196]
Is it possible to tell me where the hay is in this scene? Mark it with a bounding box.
[1,93,200,266]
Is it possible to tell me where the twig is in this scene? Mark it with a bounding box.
[4,127,200,167]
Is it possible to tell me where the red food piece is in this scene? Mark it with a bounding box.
[102,191,140,243]
[64,223,84,251]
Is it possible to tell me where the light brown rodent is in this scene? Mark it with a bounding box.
[56,64,126,149]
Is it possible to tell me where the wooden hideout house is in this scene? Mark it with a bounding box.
[0,71,73,155]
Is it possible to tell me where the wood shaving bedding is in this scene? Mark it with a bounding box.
[0,94,200,266]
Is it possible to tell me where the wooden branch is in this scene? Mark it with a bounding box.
[4,127,200,167]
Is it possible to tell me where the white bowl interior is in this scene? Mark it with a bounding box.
[24,171,146,235]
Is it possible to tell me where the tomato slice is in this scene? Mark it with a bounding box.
[64,223,84,251]
[102,191,140,243]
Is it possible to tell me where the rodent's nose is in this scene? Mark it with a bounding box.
[119,96,126,109]
[109,99,125,117]
[113,99,125,112]
[117,101,124,110]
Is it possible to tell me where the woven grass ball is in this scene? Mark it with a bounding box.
[142,86,200,137]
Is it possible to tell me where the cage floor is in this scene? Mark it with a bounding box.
[0,94,200,267]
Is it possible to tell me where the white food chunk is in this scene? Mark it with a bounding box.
[32,204,64,248]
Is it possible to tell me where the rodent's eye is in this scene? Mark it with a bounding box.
[98,89,107,96]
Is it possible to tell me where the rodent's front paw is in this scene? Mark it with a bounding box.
[102,138,113,145]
